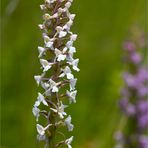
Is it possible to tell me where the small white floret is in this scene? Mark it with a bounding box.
[66,90,77,104]
[55,48,66,62]
[59,66,74,80]
[70,79,77,91]
[38,46,46,58]
[35,93,48,107]
[34,75,42,86]
[40,59,52,72]
[32,106,40,121]
[50,102,67,119]
[65,136,74,148]
[36,124,52,136]
[64,115,74,131]
[70,34,77,41]
[68,59,80,72]
[49,79,59,93]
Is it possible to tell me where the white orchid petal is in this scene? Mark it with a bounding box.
[70,79,77,91]
[50,108,58,113]
[36,124,45,135]
[67,73,74,79]
[46,41,53,48]
[32,106,40,121]
[57,54,66,61]
[52,86,59,92]
[34,75,41,85]
[59,31,67,38]
[65,115,74,131]
[70,34,77,41]
[59,73,65,78]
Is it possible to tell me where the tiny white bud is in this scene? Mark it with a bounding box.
[40,59,52,72]
[43,13,50,20]
[40,5,46,10]
[65,136,74,148]
[69,14,76,20]
[65,2,71,9]
[38,46,46,58]
[56,26,63,33]
[38,24,44,30]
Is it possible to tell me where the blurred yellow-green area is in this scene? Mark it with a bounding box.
[1,0,147,147]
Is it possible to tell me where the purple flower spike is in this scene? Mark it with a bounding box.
[139,136,148,148]
[138,115,148,130]
[116,30,148,148]
[138,87,148,97]
[130,52,142,64]
[137,100,148,113]
[123,73,136,88]
[123,41,136,51]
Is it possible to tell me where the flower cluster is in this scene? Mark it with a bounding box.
[115,36,148,147]
[33,0,79,147]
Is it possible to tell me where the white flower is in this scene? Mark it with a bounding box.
[70,34,77,41]
[40,59,52,72]
[59,31,67,38]
[43,35,50,43]
[66,54,74,64]
[37,134,46,141]
[63,47,68,52]
[41,82,50,90]
[59,66,74,79]
[50,102,67,119]
[68,14,75,20]
[36,124,45,135]
[35,93,48,107]
[58,7,67,14]
[55,48,66,61]
[69,46,76,54]
[36,124,52,135]
[49,79,59,92]
[45,0,56,4]
[66,41,73,48]
[45,79,60,95]
[32,106,40,121]
[70,78,77,91]
[69,0,73,3]
[56,26,67,38]
[65,2,71,9]
[38,46,46,58]
[68,46,76,58]
[40,5,46,10]
[64,115,74,131]
[65,136,74,148]
[64,20,73,31]
[38,24,44,29]
[43,13,50,20]
[34,75,42,86]
[34,73,45,86]
[45,89,51,96]
[50,13,58,19]
[66,90,77,103]
[68,59,80,72]
[63,17,74,31]
[43,35,54,49]
[46,41,53,49]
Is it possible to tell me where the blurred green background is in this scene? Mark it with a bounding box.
[1,0,147,147]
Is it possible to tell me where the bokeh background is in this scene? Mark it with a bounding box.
[1,0,147,147]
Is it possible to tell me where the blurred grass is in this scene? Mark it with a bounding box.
[1,0,147,147]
